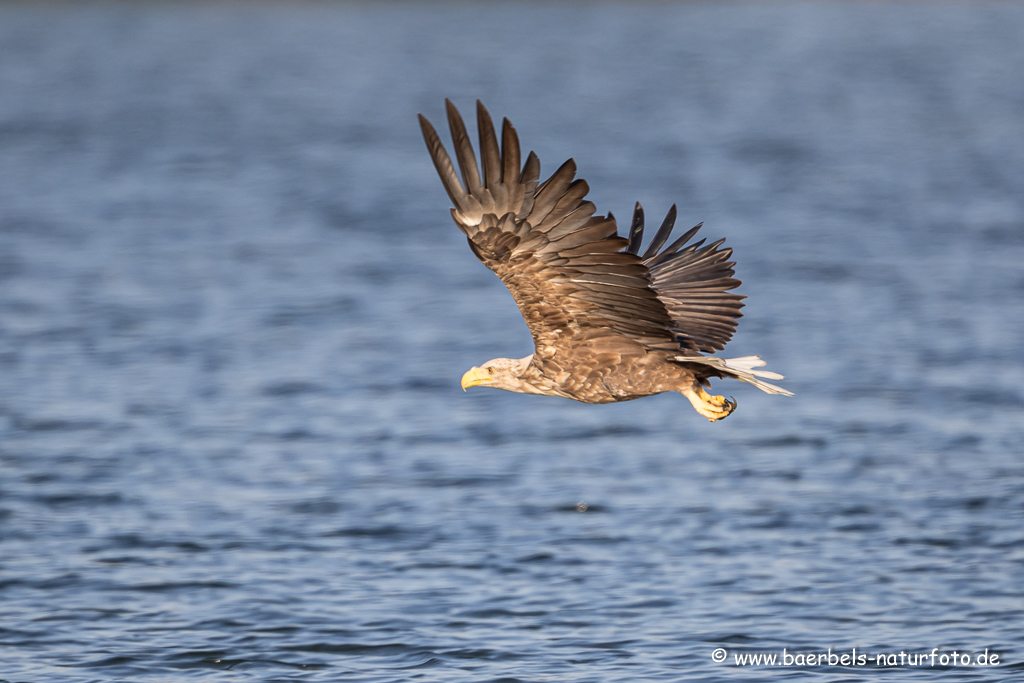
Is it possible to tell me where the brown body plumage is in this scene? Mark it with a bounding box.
[420,100,790,420]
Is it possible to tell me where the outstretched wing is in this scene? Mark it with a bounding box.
[419,100,680,356]
[626,203,745,354]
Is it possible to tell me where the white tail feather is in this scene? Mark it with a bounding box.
[673,354,793,396]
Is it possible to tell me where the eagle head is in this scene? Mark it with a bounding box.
[461,356,533,393]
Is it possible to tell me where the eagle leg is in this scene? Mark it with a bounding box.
[680,382,737,422]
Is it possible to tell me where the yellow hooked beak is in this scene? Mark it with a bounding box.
[461,366,493,390]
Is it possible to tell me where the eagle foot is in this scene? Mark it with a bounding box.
[682,384,737,422]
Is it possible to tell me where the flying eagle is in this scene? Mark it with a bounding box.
[419,100,790,421]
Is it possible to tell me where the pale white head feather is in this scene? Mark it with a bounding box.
[462,355,534,393]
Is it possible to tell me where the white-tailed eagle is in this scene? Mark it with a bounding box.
[419,100,790,420]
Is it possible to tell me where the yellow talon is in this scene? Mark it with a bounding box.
[682,384,737,421]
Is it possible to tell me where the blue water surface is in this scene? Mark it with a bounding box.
[1,2,1023,681]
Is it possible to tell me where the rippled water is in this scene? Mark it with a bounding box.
[2,2,1023,681]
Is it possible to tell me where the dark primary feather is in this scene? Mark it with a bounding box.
[627,203,745,353]
[626,203,645,255]
[639,204,678,261]
[419,99,744,361]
